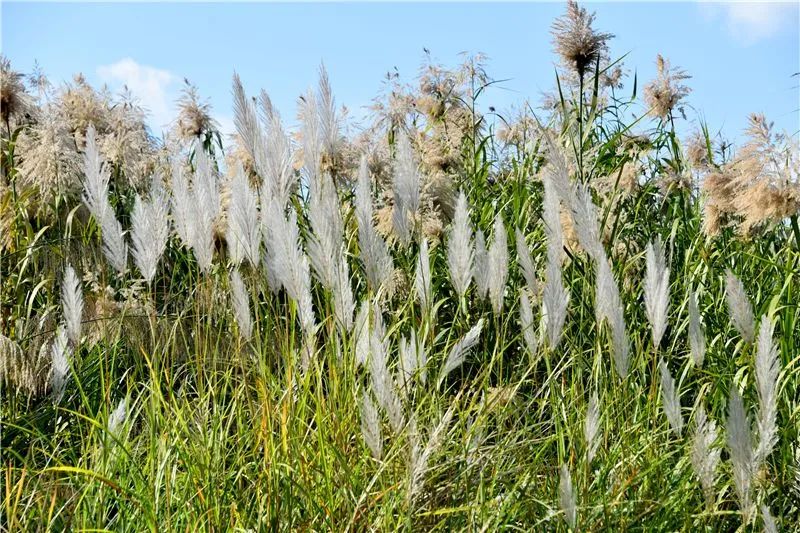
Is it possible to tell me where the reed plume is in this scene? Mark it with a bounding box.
[644,237,670,349]
[726,386,755,521]
[61,264,84,345]
[688,291,706,367]
[472,229,489,300]
[559,463,577,530]
[82,124,128,273]
[229,269,252,341]
[691,405,720,510]
[725,269,755,343]
[131,177,170,283]
[754,315,779,465]
[360,388,383,460]
[488,213,509,315]
[225,162,261,266]
[355,157,393,291]
[438,319,484,387]
[415,239,432,314]
[584,392,600,463]
[446,191,474,300]
[48,326,70,403]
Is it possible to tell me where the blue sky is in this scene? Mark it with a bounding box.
[2,1,798,143]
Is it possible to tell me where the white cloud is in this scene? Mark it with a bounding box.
[97,58,176,131]
[700,1,798,46]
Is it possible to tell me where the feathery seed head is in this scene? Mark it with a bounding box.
[551,0,614,79]
[725,269,755,343]
[61,264,84,345]
[488,213,509,314]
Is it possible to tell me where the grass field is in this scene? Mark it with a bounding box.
[1,2,798,530]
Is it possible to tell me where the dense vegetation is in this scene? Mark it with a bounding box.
[1,2,798,530]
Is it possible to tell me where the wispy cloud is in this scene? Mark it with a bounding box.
[97,58,176,131]
[699,1,798,46]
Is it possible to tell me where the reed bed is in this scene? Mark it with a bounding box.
[1,2,798,530]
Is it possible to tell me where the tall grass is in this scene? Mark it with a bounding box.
[2,3,799,530]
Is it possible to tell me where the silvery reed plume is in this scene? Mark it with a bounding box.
[644,237,670,349]
[232,74,296,208]
[229,269,252,341]
[595,256,629,378]
[584,391,600,463]
[354,301,370,367]
[515,228,538,294]
[360,388,383,460]
[415,239,432,314]
[225,162,261,266]
[368,305,405,434]
[559,463,577,530]
[399,330,427,391]
[658,359,683,436]
[307,172,353,329]
[541,175,569,349]
[488,213,509,315]
[355,157,393,291]
[570,182,603,262]
[61,264,83,345]
[725,270,755,343]
[131,176,170,284]
[446,191,474,300]
[82,124,128,274]
[49,326,70,403]
[726,386,755,521]
[188,149,220,272]
[262,199,315,339]
[408,405,455,504]
[688,291,706,367]
[438,319,484,388]
[108,398,128,436]
[392,133,421,244]
[169,156,193,248]
[472,229,490,300]
[754,315,779,466]
[691,404,720,510]
[762,505,777,533]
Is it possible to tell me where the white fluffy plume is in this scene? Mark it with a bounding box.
[754,315,780,465]
[131,177,170,283]
[447,191,474,300]
[596,256,629,378]
[225,162,261,266]
[559,464,577,530]
[726,386,755,521]
[725,270,755,343]
[473,229,489,300]
[82,124,128,273]
[644,237,670,348]
[584,392,601,463]
[515,228,538,294]
[415,239,432,314]
[438,319,484,387]
[61,264,83,345]
[229,269,252,340]
[392,133,420,245]
[355,157,393,291]
[542,177,569,349]
[360,388,383,460]
[488,213,509,315]
[691,404,720,510]
[688,290,706,367]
